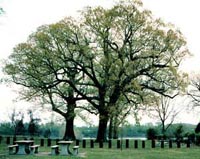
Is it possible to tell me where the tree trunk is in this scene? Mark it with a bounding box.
[96,113,109,142]
[63,114,76,140]
[161,121,165,135]
[108,117,113,139]
[63,103,76,140]
[113,118,119,139]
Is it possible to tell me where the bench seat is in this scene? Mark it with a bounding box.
[73,146,79,156]
[30,145,40,154]
[51,145,59,155]
[8,144,18,155]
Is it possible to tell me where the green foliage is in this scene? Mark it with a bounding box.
[163,123,197,140]
[185,132,196,143]
[174,124,184,141]
[15,119,25,135]
[0,122,13,135]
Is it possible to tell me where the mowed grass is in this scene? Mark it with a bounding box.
[0,138,200,159]
[85,148,200,159]
[0,147,200,159]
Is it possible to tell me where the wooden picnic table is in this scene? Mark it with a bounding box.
[57,141,73,155]
[14,140,34,155]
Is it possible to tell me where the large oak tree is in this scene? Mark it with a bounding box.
[3,19,85,140]
[72,0,188,141]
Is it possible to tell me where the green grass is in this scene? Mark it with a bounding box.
[86,148,200,159]
[0,138,200,159]
[0,147,200,159]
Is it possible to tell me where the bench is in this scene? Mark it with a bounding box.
[51,145,59,155]
[8,145,18,155]
[30,145,40,154]
[73,146,79,156]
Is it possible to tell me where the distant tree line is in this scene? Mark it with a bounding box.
[1,118,200,145]
[0,109,40,136]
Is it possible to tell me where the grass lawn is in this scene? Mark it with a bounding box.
[0,145,200,159]
[0,138,199,159]
[85,148,200,159]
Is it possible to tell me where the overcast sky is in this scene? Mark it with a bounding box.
[0,0,200,125]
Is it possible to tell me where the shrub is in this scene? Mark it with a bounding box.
[174,124,184,141]
[146,128,157,140]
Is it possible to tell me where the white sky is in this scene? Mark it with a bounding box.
[0,0,200,125]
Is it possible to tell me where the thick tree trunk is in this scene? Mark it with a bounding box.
[63,111,76,140]
[96,113,109,142]
[63,102,76,140]
[63,115,76,140]
[62,74,77,140]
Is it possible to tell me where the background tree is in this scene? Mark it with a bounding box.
[8,108,25,136]
[28,110,40,136]
[8,108,18,136]
[174,124,184,141]
[15,115,25,135]
[147,95,182,136]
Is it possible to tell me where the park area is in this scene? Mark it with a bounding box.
[1,0,200,158]
[0,136,200,159]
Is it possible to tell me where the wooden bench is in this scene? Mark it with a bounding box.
[51,145,59,155]
[73,146,79,156]
[30,145,40,154]
[8,145,18,155]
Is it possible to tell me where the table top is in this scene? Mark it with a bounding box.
[15,140,34,144]
[58,141,73,144]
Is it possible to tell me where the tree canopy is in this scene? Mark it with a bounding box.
[3,0,189,141]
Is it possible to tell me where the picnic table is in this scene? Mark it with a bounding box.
[57,141,73,155]
[14,140,34,155]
